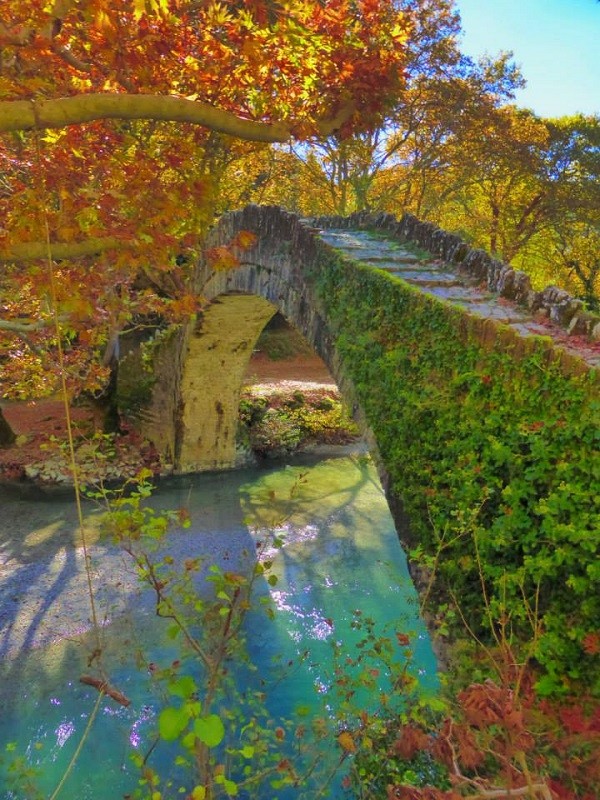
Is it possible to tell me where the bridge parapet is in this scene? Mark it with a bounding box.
[309,211,600,342]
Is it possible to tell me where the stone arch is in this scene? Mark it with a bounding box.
[139,205,361,473]
[174,274,346,472]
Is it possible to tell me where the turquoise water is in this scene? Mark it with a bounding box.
[0,454,437,798]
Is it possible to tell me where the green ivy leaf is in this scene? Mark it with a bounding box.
[215,774,238,796]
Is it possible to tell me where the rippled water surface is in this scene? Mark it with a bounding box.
[0,454,437,798]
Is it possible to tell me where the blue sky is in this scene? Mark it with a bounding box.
[454,0,599,118]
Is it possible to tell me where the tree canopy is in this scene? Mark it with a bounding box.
[0,0,409,398]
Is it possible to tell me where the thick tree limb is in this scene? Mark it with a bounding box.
[0,236,127,262]
[0,317,65,355]
[0,95,290,141]
[0,93,355,142]
[0,318,51,334]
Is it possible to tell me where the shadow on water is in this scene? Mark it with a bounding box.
[0,453,437,798]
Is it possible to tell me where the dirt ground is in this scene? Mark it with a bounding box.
[0,352,335,480]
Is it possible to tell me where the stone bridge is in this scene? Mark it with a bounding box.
[126,204,598,480]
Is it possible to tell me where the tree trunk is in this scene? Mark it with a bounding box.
[0,407,16,447]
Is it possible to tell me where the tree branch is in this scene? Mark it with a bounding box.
[0,236,128,263]
[0,93,354,142]
[0,94,290,140]
[0,318,54,355]
[0,318,51,334]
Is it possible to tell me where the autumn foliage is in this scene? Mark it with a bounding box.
[0,0,409,398]
[355,674,600,800]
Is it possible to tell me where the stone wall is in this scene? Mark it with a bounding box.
[309,211,600,341]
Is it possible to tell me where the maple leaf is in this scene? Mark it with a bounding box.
[453,723,485,770]
[165,294,203,321]
[581,632,600,655]
[205,245,239,271]
[558,704,595,735]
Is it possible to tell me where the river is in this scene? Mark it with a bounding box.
[0,452,437,799]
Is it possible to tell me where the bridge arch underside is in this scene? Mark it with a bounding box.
[176,291,339,473]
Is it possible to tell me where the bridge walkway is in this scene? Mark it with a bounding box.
[318,228,600,369]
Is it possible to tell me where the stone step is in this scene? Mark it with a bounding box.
[419,285,494,303]
[448,298,532,323]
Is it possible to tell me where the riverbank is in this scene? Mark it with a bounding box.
[0,343,358,487]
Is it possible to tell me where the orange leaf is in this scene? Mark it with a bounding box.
[232,230,258,250]
[206,246,239,271]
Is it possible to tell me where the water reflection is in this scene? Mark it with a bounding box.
[0,454,437,798]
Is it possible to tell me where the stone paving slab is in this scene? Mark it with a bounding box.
[393,270,463,285]
[319,232,417,259]
[358,250,421,265]
[446,297,532,323]
[419,285,494,302]
[325,247,420,264]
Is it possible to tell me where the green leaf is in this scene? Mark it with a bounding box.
[181,731,197,750]
[534,674,563,697]
[168,675,197,699]
[215,775,238,796]
[193,715,225,747]
[158,706,190,741]
[167,623,180,640]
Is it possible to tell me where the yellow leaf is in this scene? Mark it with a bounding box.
[232,230,257,250]
[191,787,206,800]
[133,0,146,21]
[337,730,356,753]
[95,9,114,29]
[57,226,78,242]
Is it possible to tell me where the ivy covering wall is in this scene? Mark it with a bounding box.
[310,247,599,695]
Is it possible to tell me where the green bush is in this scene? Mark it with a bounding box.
[238,389,359,456]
